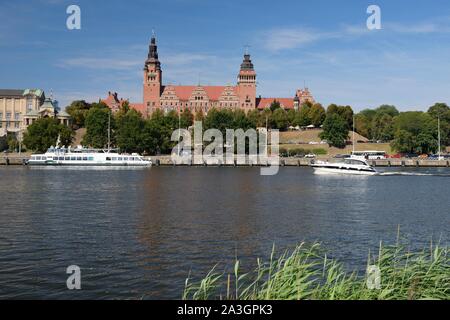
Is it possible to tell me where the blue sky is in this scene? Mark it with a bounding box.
[1,0,450,111]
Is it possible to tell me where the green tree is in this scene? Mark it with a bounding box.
[320,114,349,148]
[286,109,296,126]
[180,109,194,128]
[65,100,92,129]
[115,109,145,153]
[269,100,281,112]
[376,105,399,117]
[272,108,288,131]
[233,109,252,130]
[23,118,74,152]
[295,105,311,127]
[82,105,114,148]
[308,103,326,127]
[391,130,415,153]
[246,109,263,128]
[354,113,372,139]
[372,113,395,142]
[391,112,438,154]
[204,108,234,133]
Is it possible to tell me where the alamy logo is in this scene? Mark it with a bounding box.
[66,5,81,30]
[66,265,81,290]
[367,5,382,30]
[171,121,280,176]
[366,265,381,290]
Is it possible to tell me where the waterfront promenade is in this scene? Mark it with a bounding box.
[1,154,450,167]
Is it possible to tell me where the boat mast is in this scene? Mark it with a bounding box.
[438,116,441,160]
[107,110,111,152]
[178,109,181,155]
[352,115,356,154]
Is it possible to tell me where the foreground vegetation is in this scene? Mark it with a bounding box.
[183,241,449,300]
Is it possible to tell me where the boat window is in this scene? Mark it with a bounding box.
[106,157,111,161]
[71,157,76,161]
[76,157,82,161]
[65,157,70,160]
[112,157,117,161]
[88,157,94,161]
[124,157,129,161]
[118,157,123,161]
[59,157,64,160]
[83,157,88,161]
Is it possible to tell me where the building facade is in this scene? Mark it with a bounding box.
[0,89,71,137]
[104,35,315,117]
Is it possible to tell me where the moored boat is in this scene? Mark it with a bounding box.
[28,146,151,167]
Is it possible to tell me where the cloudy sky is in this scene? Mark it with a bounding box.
[1,0,450,110]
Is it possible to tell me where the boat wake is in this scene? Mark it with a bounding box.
[378,172,450,177]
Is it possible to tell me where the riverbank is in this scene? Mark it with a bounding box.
[1,154,450,167]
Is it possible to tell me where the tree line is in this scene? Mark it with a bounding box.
[20,99,449,155]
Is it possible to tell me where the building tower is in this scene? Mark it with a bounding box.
[237,53,256,111]
[143,35,162,113]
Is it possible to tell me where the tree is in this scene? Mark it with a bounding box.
[376,105,399,117]
[354,113,372,139]
[309,103,326,127]
[115,109,145,153]
[326,104,353,129]
[272,108,288,131]
[391,112,438,154]
[23,118,74,152]
[204,108,234,133]
[180,109,194,128]
[372,113,395,142]
[233,109,252,130]
[391,130,414,153]
[320,114,349,148]
[269,100,281,112]
[65,100,92,129]
[82,105,113,148]
[247,109,263,128]
[295,105,311,127]
[286,109,296,126]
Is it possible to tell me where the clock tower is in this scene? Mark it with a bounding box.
[143,35,162,113]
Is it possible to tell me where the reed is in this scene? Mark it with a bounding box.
[183,241,449,300]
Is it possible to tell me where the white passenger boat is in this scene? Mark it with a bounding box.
[28,146,151,167]
[311,156,377,175]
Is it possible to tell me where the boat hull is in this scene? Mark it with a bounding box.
[28,160,151,167]
[312,166,377,176]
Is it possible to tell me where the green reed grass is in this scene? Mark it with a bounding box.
[183,241,449,300]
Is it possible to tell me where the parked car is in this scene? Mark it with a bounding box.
[304,153,316,159]
[334,154,350,159]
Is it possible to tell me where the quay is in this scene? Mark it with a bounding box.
[2,155,449,167]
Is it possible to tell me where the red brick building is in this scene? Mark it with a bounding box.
[103,35,315,117]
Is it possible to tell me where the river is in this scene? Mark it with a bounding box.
[0,166,448,299]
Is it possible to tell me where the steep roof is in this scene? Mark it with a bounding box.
[172,85,234,101]
[256,98,294,110]
[129,103,146,114]
[0,89,24,97]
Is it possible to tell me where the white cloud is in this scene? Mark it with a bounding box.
[262,28,334,51]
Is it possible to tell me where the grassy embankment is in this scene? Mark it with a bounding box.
[183,240,449,300]
[279,130,394,157]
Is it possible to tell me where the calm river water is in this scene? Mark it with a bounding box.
[0,166,449,299]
